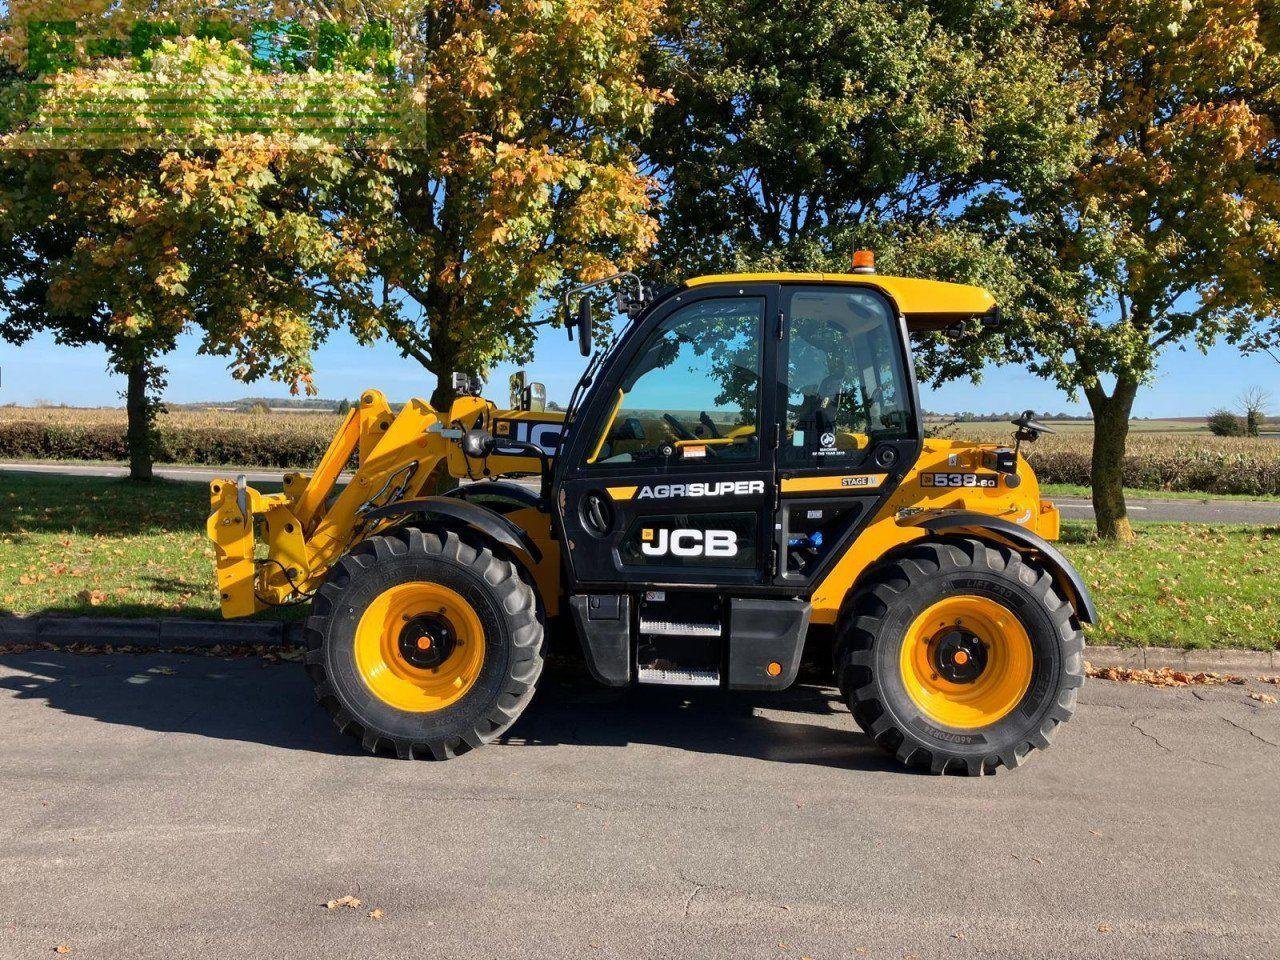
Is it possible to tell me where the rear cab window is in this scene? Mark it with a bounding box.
[781,286,914,468]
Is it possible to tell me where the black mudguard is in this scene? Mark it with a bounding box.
[364,495,543,570]
[441,481,545,512]
[908,511,1097,624]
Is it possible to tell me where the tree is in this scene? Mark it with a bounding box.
[1239,386,1272,438]
[4,1,663,426]
[1005,0,1280,539]
[312,0,666,408]
[642,0,1087,385]
[0,41,385,478]
[1207,409,1245,437]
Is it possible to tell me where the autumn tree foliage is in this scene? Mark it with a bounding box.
[0,0,663,475]
[322,0,665,407]
[0,140,380,478]
[1007,0,1280,539]
[0,38,388,478]
[642,0,1088,383]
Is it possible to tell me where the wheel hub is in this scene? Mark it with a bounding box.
[398,613,458,670]
[899,595,1035,730]
[932,628,988,684]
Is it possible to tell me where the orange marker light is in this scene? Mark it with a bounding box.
[766,661,783,677]
[851,249,876,273]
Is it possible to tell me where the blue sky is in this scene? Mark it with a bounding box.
[3,321,1276,416]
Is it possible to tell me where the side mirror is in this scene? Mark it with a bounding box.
[524,381,547,412]
[1011,409,1055,447]
[461,429,495,459]
[575,297,593,357]
[509,370,527,409]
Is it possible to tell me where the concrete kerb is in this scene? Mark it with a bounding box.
[0,617,1274,673]
[0,615,298,648]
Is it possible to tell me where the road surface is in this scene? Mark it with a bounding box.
[0,651,1277,959]
[4,460,1279,524]
[1052,495,1280,525]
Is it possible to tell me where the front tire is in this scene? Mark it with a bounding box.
[835,537,1084,775]
[304,526,544,759]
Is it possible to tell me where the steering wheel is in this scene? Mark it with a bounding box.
[662,413,698,441]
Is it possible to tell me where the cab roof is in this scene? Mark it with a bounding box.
[682,272,996,331]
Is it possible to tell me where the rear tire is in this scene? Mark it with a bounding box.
[835,537,1084,775]
[304,526,544,759]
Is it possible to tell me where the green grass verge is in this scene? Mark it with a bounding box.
[1060,520,1279,650]
[1042,483,1280,503]
[0,472,291,621]
[1,474,1276,650]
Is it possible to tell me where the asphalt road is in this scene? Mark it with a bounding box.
[0,460,314,487]
[1052,496,1280,525]
[1,652,1277,959]
[4,460,1279,524]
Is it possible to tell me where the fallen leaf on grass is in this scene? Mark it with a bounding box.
[368,908,384,920]
[1249,693,1277,704]
[324,895,362,910]
[1086,664,1244,687]
[77,589,108,607]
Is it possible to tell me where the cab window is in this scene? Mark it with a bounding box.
[782,287,912,467]
[587,297,763,466]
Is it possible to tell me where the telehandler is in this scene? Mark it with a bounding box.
[208,256,1091,774]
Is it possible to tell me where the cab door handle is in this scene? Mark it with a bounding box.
[582,492,614,536]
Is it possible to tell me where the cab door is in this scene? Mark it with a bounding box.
[556,284,779,590]
[771,284,923,586]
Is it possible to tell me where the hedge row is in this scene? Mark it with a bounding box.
[1,412,1278,495]
[1023,449,1280,497]
[0,418,334,469]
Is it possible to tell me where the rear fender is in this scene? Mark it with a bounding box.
[908,512,1097,624]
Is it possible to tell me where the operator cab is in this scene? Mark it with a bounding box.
[552,266,998,689]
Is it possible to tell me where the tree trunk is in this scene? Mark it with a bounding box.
[1085,378,1139,541]
[429,374,457,412]
[125,357,154,482]
[427,335,461,412]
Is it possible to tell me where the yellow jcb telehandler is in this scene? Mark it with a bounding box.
[208,257,1091,774]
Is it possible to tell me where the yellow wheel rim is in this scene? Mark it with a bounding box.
[353,582,486,712]
[899,595,1033,730]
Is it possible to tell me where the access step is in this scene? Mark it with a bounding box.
[637,618,721,637]
[636,666,720,686]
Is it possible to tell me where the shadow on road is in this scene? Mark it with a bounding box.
[0,651,898,771]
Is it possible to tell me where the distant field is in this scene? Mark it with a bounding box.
[2,406,1279,495]
[937,416,1280,439]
